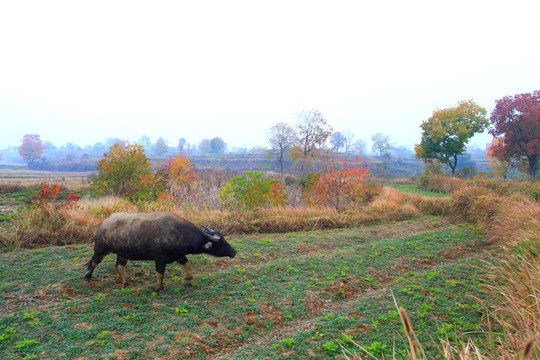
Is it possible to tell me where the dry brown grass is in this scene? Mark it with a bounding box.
[14,205,99,249]
[3,186,452,250]
[451,186,504,226]
[0,170,94,187]
[446,180,540,359]
[79,196,138,219]
[486,198,540,247]
[481,199,540,359]
[419,174,466,194]
[193,187,452,235]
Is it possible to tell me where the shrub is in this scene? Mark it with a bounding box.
[92,143,165,200]
[304,157,380,212]
[159,155,199,206]
[218,171,287,210]
[417,166,466,194]
[12,182,94,248]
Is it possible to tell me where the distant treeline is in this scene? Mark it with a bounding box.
[1,144,490,178]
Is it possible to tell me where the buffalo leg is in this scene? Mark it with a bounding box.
[115,256,129,287]
[84,252,109,282]
[178,256,193,286]
[155,260,167,294]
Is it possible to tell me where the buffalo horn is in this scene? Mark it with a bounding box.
[201,225,220,241]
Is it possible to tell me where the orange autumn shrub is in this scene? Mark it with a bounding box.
[304,157,381,212]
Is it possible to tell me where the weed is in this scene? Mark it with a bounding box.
[281,338,295,348]
[0,327,16,341]
[366,341,388,356]
[322,341,339,353]
[337,333,354,345]
[13,338,38,349]
[175,306,189,316]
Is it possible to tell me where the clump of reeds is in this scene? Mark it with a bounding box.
[78,196,138,219]
[369,187,452,219]
[451,186,503,226]
[14,204,98,248]
[418,173,466,194]
[480,197,540,359]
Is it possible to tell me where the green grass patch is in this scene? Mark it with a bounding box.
[0,216,491,359]
[390,183,450,197]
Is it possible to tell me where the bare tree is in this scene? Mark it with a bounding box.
[351,139,367,155]
[343,130,355,154]
[267,122,297,176]
[371,133,391,158]
[291,109,333,172]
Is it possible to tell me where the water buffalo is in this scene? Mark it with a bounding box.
[84,212,236,293]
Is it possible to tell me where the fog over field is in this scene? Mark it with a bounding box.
[1,0,539,150]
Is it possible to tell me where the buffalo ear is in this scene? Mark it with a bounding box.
[203,242,213,250]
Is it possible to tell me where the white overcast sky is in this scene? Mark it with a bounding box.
[1,0,539,151]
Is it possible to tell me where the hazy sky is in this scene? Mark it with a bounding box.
[1,0,539,151]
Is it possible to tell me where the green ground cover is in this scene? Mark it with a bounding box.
[388,183,450,198]
[0,216,491,359]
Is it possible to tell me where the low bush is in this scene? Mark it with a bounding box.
[218,171,287,210]
[419,169,540,202]
[303,157,381,212]
[91,143,165,200]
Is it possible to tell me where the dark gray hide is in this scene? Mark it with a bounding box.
[84,212,236,293]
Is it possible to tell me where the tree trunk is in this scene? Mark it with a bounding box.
[449,154,458,175]
[528,154,538,178]
[279,151,284,177]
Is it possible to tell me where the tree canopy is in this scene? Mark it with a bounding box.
[371,133,391,158]
[489,90,540,178]
[415,100,488,175]
[18,134,44,164]
[290,109,332,172]
[92,143,162,199]
[154,137,169,156]
[210,137,226,154]
[267,122,296,175]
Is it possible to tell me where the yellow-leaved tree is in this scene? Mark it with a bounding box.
[415,100,488,175]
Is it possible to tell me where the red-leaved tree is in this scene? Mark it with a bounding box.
[304,157,380,212]
[486,138,514,179]
[489,90,540,178]
[18,134,45,165]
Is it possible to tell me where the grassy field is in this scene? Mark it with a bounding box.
[0,216,492,359]
[386,183,450,198]
[1,171,538,359]
[0,169,94,185]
